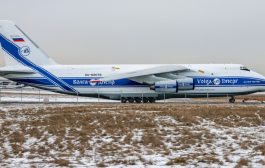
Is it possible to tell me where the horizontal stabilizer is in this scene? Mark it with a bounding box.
[0,69,35,76]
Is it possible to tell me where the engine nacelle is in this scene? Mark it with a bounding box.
[177,78,194,91]
[152,78,194,93]
[153,80,177,93]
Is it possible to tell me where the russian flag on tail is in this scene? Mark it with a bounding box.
[12,37,25,42]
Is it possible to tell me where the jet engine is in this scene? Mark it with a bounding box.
[151,78,194,93]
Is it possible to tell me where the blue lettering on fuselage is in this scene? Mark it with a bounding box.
[73,80,90,85]
[196,78,239,85]
[196,79,213,85]
[221,79,238,85]
[194,77,265,86]
[72,79,115,86]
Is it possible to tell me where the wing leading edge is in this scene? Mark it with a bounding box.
[100,65,192,84]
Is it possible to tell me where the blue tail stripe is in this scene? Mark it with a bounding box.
[0,34,77,93]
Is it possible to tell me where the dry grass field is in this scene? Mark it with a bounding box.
[0,102,265,167]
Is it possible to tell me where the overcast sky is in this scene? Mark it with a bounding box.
[0,0,265,74]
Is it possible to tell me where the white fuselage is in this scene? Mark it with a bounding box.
[5,64,265,100]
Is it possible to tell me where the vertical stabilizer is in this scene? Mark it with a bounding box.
[0,20,57,67]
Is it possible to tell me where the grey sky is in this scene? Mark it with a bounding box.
[0,0,265,74]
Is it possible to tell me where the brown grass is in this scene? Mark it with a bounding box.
[0,103,265,166]
[166,157,187,165]
[224,154,232,163]
[197,155,223,164]
[240,140,252,150]
[97,162,106,167]
[28,127,42,139]
[255,144,265,155]
[258,159,265,165]
[123,132,133,144]
[109,159,136,165]
[235,158,249,168]
[54,158,70,166]
[141,131,164,148]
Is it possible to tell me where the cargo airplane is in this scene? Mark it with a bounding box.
[0,20,265,103]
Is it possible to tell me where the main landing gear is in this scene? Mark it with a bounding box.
[229,96,236,103]
[121,97,156,103]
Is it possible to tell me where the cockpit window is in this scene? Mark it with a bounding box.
[240,66,250,71]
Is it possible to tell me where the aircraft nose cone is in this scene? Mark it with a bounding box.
[253,72,265,92]
[261,75,265,92]
[260,74,265,81]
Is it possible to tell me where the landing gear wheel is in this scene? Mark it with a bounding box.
[128,97,134,103]
[148,97,156,103]
[121,97,127,103]
[142,97,148,103]
[229,97,235,103]
[134,97,142,103]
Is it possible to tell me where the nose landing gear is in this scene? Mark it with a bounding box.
[229,96,235,103]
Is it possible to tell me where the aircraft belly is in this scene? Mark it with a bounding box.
[74,85,261,95]
[75,86,154,94]
[191,86,264,94]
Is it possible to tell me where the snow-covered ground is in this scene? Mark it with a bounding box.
[0,103,264,167]
[0,88,117,103]
[0,87,264,104]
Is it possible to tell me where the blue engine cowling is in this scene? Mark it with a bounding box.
[153,78,194,93]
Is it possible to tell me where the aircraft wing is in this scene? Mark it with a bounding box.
[100,65,193,84]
